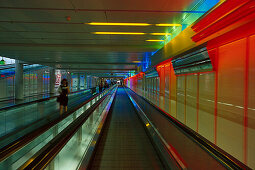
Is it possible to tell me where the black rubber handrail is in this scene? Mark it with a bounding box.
[0,86,115,162]
[127,87,251,170]
[19,87,116,169]
[0,88,91,111]
[0,89,92,143]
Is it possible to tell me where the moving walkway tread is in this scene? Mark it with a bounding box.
[126,88,251,170]
[89,87,164,170]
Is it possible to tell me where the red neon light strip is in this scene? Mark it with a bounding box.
[192,1,255,42]
[184,75,187,124]
[243,37,249,164]
[169,64,172,115]
[214,47,219,145]
[192,0,249,32]
[196,74,200,132]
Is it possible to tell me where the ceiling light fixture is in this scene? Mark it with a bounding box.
[146,40,164,42]
[155,24,182,26]
[92,32,145,35]
[87,22,151,26]
[150,33,172,35]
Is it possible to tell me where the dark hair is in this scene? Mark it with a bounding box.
[61,79,68,86]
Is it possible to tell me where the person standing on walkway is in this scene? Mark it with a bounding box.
[57,79,70,114]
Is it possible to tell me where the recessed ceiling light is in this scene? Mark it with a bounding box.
[146,40,164,42]
[92,32,145,35]
[87,22,151,26]
[155,24,182,27]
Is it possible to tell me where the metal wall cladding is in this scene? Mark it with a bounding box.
[0,65,51,100]
[172,47,213,75]
[248,34,255,169]
[145,67,159,78]
[127,34,255,168]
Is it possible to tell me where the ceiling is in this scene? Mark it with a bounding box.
[0,0,194,77]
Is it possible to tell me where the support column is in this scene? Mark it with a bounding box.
[84,73,87,89]
[87,76,91,88]
[15,60,24,100]
[77,73,81,90]
[50,68,56,94]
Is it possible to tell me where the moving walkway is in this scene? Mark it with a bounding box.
[0,86,250,169]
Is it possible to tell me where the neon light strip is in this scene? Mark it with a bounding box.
[146,40,164,42]
[87,22,151,26]
[155,24,182,26]
[92,32,145,35]
[92,32,171,35]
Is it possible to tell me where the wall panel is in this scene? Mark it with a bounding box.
[165,65,171,113]
[177,76,185,123]
[170,64,177,118]
[159,67,165,96]
[248,34,255,168]
[186,74,198,131]
[217,38,246,162]
[198,73,215,142]
[165,65,170,98]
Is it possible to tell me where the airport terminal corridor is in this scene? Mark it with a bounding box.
[0,0,254,169]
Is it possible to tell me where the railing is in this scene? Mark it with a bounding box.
[17,86,117,169]
[0,88,92,111]
[0,85,116,168]
[125,88,186,170]
[127,87,251,170]
[0,88,92,141]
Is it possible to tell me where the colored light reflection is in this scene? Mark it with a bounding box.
[150,33,172,35]
[156,24,182,27]
[87,22,151,26]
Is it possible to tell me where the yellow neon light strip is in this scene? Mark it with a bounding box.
[150,33,172,35]
[155,23,182,27]
[92,32,145,35]
[146,40,164,42]
[87,22,151,26]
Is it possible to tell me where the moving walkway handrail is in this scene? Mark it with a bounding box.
[127,87,251,170]
[0,88,92,111]
[125,88,186,170]
[0,86,116,162]
[0,64,15,70]
[19,87,117,169]
[0,88,92,144]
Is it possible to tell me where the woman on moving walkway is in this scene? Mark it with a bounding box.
[57,79,70,114]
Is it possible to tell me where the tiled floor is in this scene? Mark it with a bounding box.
[91,88,164,170]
